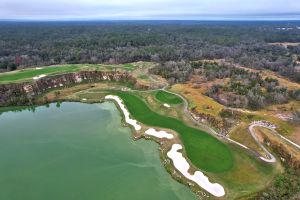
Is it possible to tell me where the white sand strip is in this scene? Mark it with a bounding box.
[35,67,42,69]
[167,144,225,197]
[145,128,173,139]
[163,103,171,108]
[33,74,46,80]
[105,95,141,131]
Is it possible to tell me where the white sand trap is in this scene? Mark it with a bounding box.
[33,74,46,80]
[145,128,173,139]
[167,144,225,197]
[105,95,141,131]
[35,67,42,70]
[163,103,171,108]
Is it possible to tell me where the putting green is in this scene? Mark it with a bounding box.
[111,91,234,173]
[155,90,183,104]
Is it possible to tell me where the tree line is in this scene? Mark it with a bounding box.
[0,21,300,82]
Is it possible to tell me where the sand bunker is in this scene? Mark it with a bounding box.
[163,103,171,108]
[105,95,141,131]
[33,74,46,80]
[167,144,225,197]
[145,128,173,139]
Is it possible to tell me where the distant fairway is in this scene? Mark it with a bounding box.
[0,63,137,84]
[155,90,183,104]
[112,91,234,173]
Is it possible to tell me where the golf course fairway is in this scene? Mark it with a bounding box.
[111,91,234,173]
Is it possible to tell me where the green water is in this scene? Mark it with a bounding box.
[0,102,197,200]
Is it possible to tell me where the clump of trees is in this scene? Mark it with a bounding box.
[203,65,300,109]
[149,61,192,84]
[253,168,300,200]
[152,60,299,109]
[0,21,299,82]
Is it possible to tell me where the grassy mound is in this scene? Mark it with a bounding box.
[112,91,234,173]
[155,90,183,104]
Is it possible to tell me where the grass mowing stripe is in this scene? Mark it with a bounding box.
[155,90,183,104]
[112,91,234,173]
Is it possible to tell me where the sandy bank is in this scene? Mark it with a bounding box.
[167,144,225,197]
[105,95,141,131]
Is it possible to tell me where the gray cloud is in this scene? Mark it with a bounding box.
[0,0,300,20]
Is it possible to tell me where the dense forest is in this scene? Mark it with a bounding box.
[0,21,300,82]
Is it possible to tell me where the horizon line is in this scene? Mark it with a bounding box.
[1,18,300,22]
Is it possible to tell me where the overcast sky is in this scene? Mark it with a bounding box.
[1,0,300,20]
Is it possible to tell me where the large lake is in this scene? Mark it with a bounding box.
[0,102,197,200]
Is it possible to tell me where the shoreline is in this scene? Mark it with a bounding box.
[1,89,292,199]
[104,95,225,198]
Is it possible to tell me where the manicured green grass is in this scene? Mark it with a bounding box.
[155,90,183,104]
[111,91,234,173]
[0,65,82,83]
[0,63,139,84]
[123,63,136,71]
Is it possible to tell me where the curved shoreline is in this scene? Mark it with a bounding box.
[105,95,141,131]
[104,95,226,197]
[2,87,298,199]
[167,144,225,197]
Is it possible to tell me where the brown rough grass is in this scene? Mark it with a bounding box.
[170,80,225,117]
